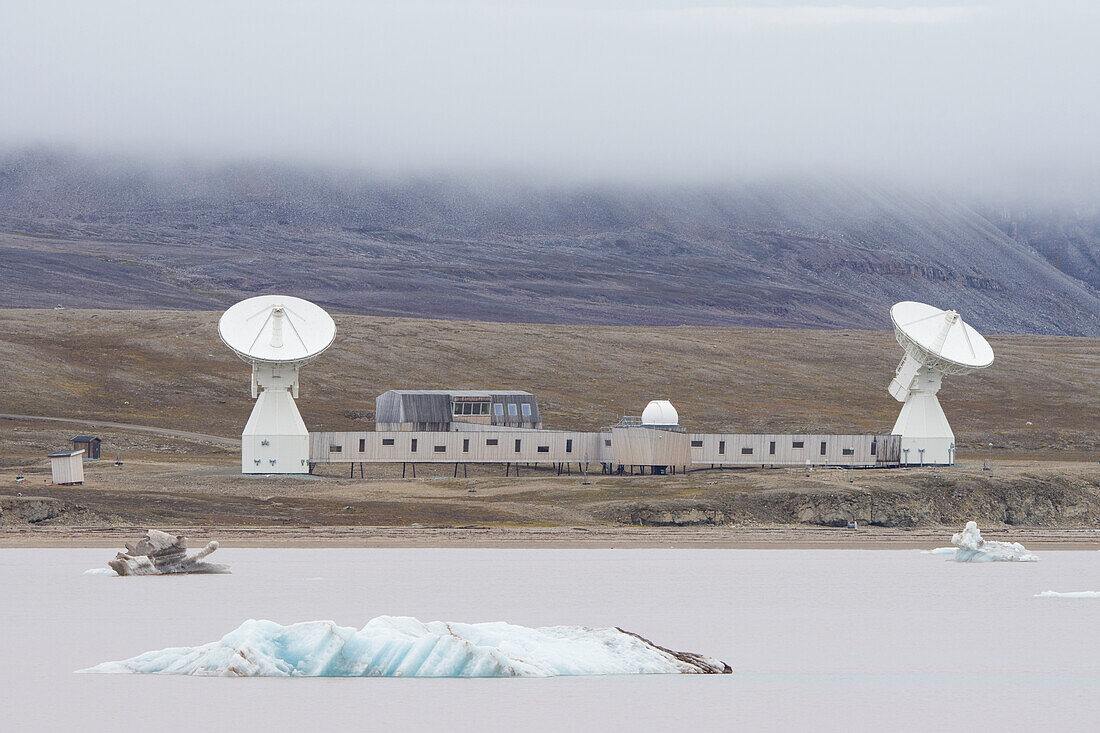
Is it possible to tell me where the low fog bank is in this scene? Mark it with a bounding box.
[3,2,1099,192]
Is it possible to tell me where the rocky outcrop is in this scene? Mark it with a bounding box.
[0,495,114,525]
[592,473,1100,528]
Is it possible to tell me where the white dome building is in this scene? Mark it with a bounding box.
[641,400,679,428]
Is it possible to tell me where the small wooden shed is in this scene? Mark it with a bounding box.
[49,449,85,485]
[71,436,101,460]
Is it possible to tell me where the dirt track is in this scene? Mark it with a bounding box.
[0,413,238,447]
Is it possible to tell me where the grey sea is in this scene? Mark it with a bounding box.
[3,547,1099,731]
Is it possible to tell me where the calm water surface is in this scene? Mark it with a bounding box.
[3,548,1099,731]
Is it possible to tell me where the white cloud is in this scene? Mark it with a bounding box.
[645,5,990,33]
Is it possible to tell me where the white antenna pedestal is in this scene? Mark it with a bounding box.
[242,364,310,474]
[219,296,336,476]
[887,302,993,467]
[890,363,954,465]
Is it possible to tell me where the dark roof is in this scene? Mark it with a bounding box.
[71,436,101,442]
[49,449,85,457]
[382,390,534,397]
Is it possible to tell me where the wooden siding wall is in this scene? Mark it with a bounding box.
[312,430,900,468]
[490,393,541,428]
[376,392,542,431]
[688,433,900,467]
[609,427,691,467]
[49,454,84,484]
[376,392,453,426]
[312,430,610,465]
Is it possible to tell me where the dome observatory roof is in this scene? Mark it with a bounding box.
[641,400,679,427]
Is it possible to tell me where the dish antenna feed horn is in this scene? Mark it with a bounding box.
[219,295,336,474]
[887,301,994,466]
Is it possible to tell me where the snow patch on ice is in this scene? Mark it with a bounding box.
[83,567,116,575]
[78,617,730,677]
[951,522,1037,562]
[1036,591,1100,599]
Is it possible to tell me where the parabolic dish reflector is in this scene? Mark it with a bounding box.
[219,295,336,363]
[890,301,993,370]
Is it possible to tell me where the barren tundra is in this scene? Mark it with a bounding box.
[0,308,1096,542]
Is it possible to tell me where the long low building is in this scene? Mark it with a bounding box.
[310,393,903,473]
[309,429,901,471]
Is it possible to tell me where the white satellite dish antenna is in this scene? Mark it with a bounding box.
[888,301,994,466]
[219,295,336,474]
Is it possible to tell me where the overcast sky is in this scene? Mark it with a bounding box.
[1,1,1097,191]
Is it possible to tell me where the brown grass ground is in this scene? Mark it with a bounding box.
[0,309,1096,544]
[0,308,1096,455]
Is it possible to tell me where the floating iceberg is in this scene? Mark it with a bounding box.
[921,547,957,556]
[79,616,731,677]
[1036,591,1100,599]
[951,521,1037,562]
[105,529,230,576]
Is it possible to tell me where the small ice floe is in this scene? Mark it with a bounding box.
[83,567,116,575]
[1036,591,1100,599]
[951,521,1037,562]
[921,547,958,556]
[102,529,230,576]
[79,617,731,677]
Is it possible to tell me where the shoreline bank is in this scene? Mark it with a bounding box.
[5,525,1099,550]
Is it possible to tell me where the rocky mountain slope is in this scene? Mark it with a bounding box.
[1,152,1097,335]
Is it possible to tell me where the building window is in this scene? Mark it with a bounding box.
[463,438,470,453]
[521,403,532,417]
[508,403,518,417]
[820,441,827,456]
[514,439,522,452]
[359,438,365,452]
[486,438,499,446]
[329,445,342,453]
[382,438,395,446]
[494,403,504,416]
[741,447,753,455]
[537,446,549,453]
[718,440,726,455]
[453,401,491,416]
[566,439,573,453]
[842,448,854,456]
[870,440,877,455]
[769,441,776,455]
[605,439,612,447]
[691,440,703,448]
[792,441,804,449]
[411,439,418,453]
[434,445,446,453]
